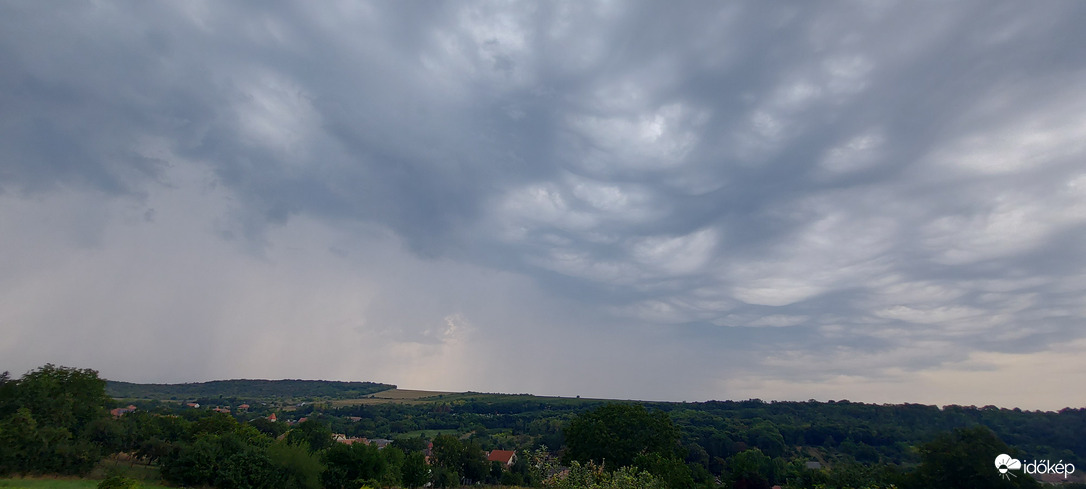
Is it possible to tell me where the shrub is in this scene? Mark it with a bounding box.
[98,475,143,489]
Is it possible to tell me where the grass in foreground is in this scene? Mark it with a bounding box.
[0,479,171,489]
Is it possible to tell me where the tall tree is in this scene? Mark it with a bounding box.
[285,419,334,452]
[905,426,1041,489]
[0,365,110,475]
[402,451,431,489]
[321,442,387,489]
[1,364,109,433]
[564,403,681,469]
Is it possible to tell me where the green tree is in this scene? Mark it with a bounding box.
[431,434,465,471]
[321,442,387,489]
[0,365,111,475]
[564,403,681,469]
[430,434,488,484]
[3,365,110,432]
[191,411,241,437]
[633,452,695,489]
[116,410,188,463]
[724,448,775,489]
[160,432,283,489]
[285,419,334,452]
[747,421,787,458]
[0,407,42,473]
[249,416,288,438]
[460,439,489,483]
[381,446,406,487]
[267,440,324,489]
[402,451,431,488]
[904,426,1041,489]
[392,435,427,453]
[433,466,460,488]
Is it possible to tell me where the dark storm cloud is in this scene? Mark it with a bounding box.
[2,1,1086,405]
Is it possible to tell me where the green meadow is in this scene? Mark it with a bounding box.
[0,480,170,489]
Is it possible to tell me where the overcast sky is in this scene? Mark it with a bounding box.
[2,1,1085,410]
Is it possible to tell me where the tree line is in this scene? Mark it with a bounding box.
[3,364,1084,489]
[106,379,395,401]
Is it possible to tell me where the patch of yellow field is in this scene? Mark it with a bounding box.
[371,388,454,399]
[329,388,455,406]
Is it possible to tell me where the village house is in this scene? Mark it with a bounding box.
[333,433,369,445]
[487,449,517,467]
[110,405,137,418]
[370,438,393,449]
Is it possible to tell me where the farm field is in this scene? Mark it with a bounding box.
[328,388,612,407]
[328,388,453,406]
[368,388,454,399]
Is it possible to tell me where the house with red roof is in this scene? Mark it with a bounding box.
[110,405,137,418]
[487,450,517,467]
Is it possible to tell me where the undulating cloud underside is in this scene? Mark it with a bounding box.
[1,1,1085,409]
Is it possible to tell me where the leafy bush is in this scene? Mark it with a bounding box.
[98,475,143,489]
[548,461,664,489]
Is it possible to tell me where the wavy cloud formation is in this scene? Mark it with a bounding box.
[1,1,1084,409]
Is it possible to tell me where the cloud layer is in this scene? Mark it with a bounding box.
[2,1,1085,409]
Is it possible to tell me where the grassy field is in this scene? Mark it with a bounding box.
[0,479,529,489]
[0,479,171,489]
[329,388,614,408]
[370,388,454,400]
[329,388,454,406]
[0,455,173,489]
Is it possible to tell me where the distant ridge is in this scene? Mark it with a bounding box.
[106,378,396,400]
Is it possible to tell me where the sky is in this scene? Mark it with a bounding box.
[2,1,1085,411]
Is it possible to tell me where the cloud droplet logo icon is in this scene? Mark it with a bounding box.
[995,453,1021,479]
